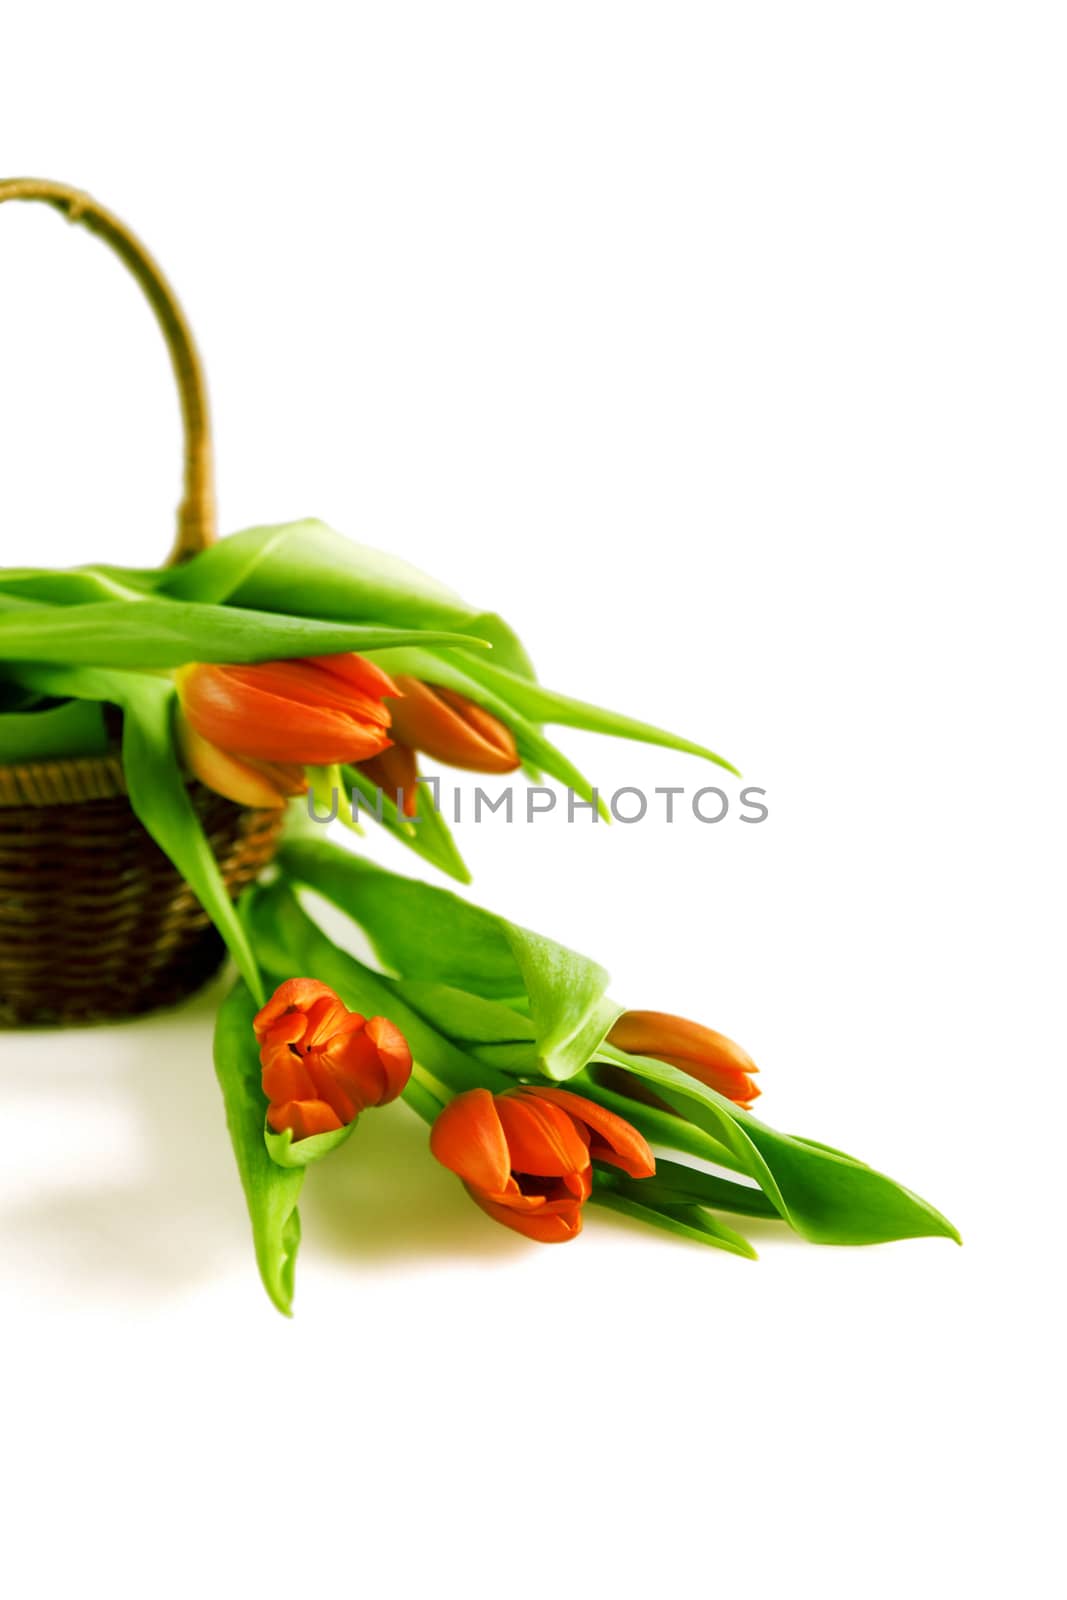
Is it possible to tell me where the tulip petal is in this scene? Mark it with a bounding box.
[261,1011,311,1053]
[652,1052,761,1106]
[222,660,391,723]
[253,979,338,1042]
[522,1087,655,1179]
[267,1099,345,1139]
[359,743,420,817]
[364,1015,414,1104]
[301,992,363,1050]
[308,653,399,702]
[179,661,392,765]
[470,1185,584,1242]
[176,716,302,809]
[496,1092,591,1178]
[318,1029,384,1110]
[260,1037,319,1106]
[610,1010,758,1073]
[436,687,519,765]
[222,663,394,748]
[430,1089,512,1193]
[302,1054,362,1124]
[388,677,520,774]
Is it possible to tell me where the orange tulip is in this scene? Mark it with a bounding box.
[607,1010,760,1107]
[356,678,520,816]
[253,978,412,1140]
[177,653,399,768]
[430,1085,655,1242]
[388,678,520,773]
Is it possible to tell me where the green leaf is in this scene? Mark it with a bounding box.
[448,612,537,679]
[213,981,303,1315]
[0,529,537,684]
[158,520,473,624]
[597,1043,960,1247]
[0,567,154,605]
[738,1116,961,1246]
[126,522,537,674]
[342,763,472,884]
[279,836,522,997]
[364,645,609,815]
[277,837,619,1078]
[434,650,740,777]
[241,878,506,1098]
[503,924,620,1081]
[0,697,110,760]
[402,1070,450,1124]
[0,597,489,669]
[392,980,536,1044]
[606,1157,782,1219]
[591,1182,759,1259]
[264,1121,359,1169]
[17,663,263,1002]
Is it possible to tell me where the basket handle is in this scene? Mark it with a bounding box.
[0,177,216,565]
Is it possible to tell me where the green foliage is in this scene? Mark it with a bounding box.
[1,522,956,1301]
[589,1044,961,1247]
[0,697,110,760]
[0,598,487,668]
[213,981,303,1316]
[242,878,503,1099]
[592,1183,760,1259]
[273,837,959,1251]
[342,763,472,884]
[154,520,540,679]
[278,836,619,1080]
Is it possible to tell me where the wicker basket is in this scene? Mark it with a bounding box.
[0,179,283,1026]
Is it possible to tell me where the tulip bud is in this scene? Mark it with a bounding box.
[608,1010,760,1107]
[177,653,399,769]
[386,677,520,774]
[430,1085,654,1242]
[253,978,412,1140]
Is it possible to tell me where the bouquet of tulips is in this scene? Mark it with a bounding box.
[0,519,958,1312]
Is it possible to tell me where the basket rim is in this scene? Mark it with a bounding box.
[0,753,130,807]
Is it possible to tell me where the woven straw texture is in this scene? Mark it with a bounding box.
[0,758,282,1025]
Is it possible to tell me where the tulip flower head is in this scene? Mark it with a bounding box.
[176,653,399,807]
[608,1010,760,1107]
[253,978,412,1140]
[357,677,520,816]
[430,1085,655,1242]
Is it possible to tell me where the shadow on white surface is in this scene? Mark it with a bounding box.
[301,1099,525,1267]
[2,977,246,1304]
[0,974,523,1308]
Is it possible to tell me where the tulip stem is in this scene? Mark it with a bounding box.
[403,1063,449,1125]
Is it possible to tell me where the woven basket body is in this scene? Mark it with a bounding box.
[0,179,282,1025]
[0,759,282,1025]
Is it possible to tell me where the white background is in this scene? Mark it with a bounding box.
[1,5,1063,1596]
